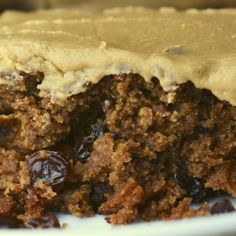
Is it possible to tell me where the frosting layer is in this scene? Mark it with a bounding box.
[0,7,236,105]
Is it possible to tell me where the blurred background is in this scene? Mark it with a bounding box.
[0,0,236,12]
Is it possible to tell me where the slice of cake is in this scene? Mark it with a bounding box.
[0,7,235,228]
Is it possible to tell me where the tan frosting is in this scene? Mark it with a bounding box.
[0,7,236,105]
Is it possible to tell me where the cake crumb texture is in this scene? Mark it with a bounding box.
[0,72,235,226]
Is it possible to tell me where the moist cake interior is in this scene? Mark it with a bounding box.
[0,71,235,226]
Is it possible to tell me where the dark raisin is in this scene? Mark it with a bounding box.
[210,199,235,215]
[28,150,69,187]
[188,178,206,202]
[173,165,206,202]
[75,121,105,163]
[91,121,105,138]
[90,182,112,212]
[0,216,21,228]
[75,135,95,163]
[23,212,60,229]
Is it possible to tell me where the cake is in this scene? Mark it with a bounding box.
[0,7,235,228]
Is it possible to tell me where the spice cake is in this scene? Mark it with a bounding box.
[0,7,235,228]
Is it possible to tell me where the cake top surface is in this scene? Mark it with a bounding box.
[0,7,236,105]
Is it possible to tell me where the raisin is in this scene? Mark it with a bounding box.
[188,178,206,202]
[90,182,112,211]
[173,165,206,202]
[76,135,95,163]
[75,121,105,163]
[28,150,69,187]
[0,216,21,228]
[91,121,105,138]
[210,199,235,215]
[23,212,60,229]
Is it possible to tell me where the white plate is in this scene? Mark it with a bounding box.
[1,198,236,236]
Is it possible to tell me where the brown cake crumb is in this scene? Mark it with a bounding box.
[163,198,209,220]
[0,72,235,227]
[62,185,94,217]
[0,194,14,216]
